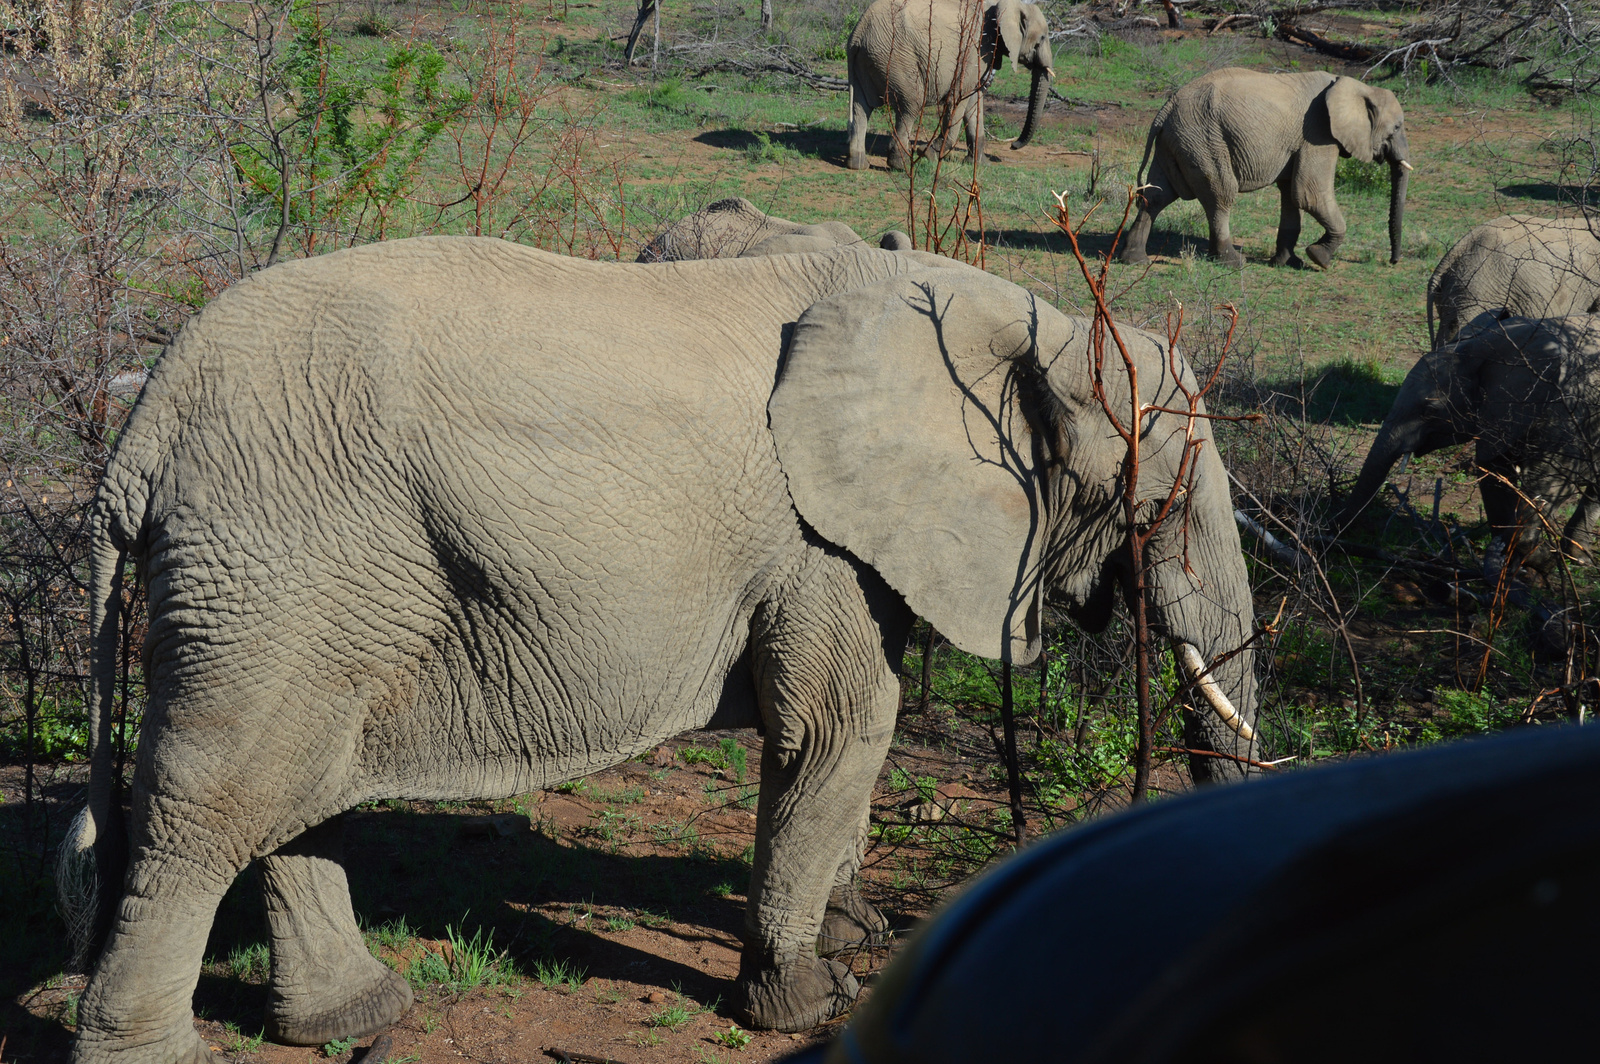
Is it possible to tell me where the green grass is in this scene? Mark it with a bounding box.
[532,955,588,992]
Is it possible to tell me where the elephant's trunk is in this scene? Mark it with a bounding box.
[1148,487,1258,783]
[1011,51,1052,150]
[1386,132,1411,265]
[1341,410,1426,528]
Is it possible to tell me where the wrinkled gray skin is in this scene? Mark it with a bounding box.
[1123,68,1411,270]
[63,238,1257,1064]
[1427,214,1600,347]
[846,0,1053,172]
[637,197,911,262]
[1343,315,1600,564]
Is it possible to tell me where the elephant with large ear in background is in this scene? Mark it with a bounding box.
[1121,68,1412,270]
[636,197,911,261]
[846,0,1053,172]
[1342,315,1600,565]
[1427,214,1600,347]
[59,237,1258,1064]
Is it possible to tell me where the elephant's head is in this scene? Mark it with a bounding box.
[1325,77,1412,264]
[1342,340,1483,525]
[984,0,1054,150]
[769,268,1258,779]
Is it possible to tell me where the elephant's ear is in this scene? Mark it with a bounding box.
[1325,77,1378,162]
[992,0,1024,63]
[769,272,1047,663]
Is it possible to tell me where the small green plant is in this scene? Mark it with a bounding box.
[405,948,452,991]
[713,1024,754,1050]
[681,739,747,781]
[533,955,588,992]
[222,1022,265,1054]
[228,941,270,982]
[444,922,518,989]
[627,77,688,109]
[644,994,702,1031]
[365,916,415,952]
[594,982,626,1004]
[323,1037,357,1058]
[594,784,646,804]
[710,881,734,898]
[421,1013,441,1034]
[554,777,590,795]
[745,130,794,165]
[633,1031,665,1048]
[605,915,636,932]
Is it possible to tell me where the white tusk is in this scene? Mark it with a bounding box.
[1175,643,1256,742]
[1400,160,1414,171]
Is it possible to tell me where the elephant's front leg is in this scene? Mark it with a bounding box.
[962,93,985,162]
[736,548,910,1031]
[1561,490,1600,564]
[1301,190,1347,269]
[260,816,413,1046]
[815,805,889,957]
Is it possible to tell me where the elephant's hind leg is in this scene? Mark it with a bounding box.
[261,816,413,1045]
[1270,167,1305,268]
[1301,191,1347,270]
[1121,158,1178,265]
[71,799,244,1064]
[736,546,912,1031]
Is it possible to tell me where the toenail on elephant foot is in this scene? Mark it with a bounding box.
[735,951,859,1032]
[815,886,889,957]
[267,963,413,1047]
[1306,243,1335,269]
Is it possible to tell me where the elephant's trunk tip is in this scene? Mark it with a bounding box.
[1175,642,1256,742]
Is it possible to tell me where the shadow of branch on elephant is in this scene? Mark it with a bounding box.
[189,804,809,1034]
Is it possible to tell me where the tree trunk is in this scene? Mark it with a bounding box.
[760,0,773,32]
[624,0,656,65]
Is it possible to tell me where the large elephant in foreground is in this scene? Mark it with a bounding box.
[1427,214,1600,347]
[61,238,1258,1064]
[1122,68,1412,270]
[846,0,1053,171]
[1342,315,1600,563]
[637,197,911,261]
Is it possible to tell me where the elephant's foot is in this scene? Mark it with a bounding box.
[1214,247,1246,269]
[735,949,859,1032]
[1306,242,1337,269]
[266,957,412,1047]
[1120,246,1150,266]
[69,1020,213,1064]
[847,151,868,171]
[1268,247,1303,269]
[886,149,910,172]
[815,884,889,957]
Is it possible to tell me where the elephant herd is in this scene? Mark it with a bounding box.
[50,10,1600,1064]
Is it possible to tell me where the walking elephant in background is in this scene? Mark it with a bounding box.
[1122,68,1412,269]
[1427,214,1600,346]
[846,0,1053,171]
[636,197,911,261]
[59,237,1259,1064]
[1342,315,1600,565]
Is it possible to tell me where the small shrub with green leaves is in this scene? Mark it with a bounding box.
[533,956,587,992]
[714,1024,754,1050]
[323,1037,357,1058]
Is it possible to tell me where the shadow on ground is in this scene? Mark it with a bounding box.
[190,808,755,1033]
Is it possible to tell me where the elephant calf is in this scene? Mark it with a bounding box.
[636,197,910,261]
[846,0,1053,171]
[1343,315,1600,565]
[1427,214,1600,347]
[1123,68,1412,270]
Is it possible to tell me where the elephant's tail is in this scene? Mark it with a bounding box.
[1134,98,1171,186]
[57,521,131,972]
